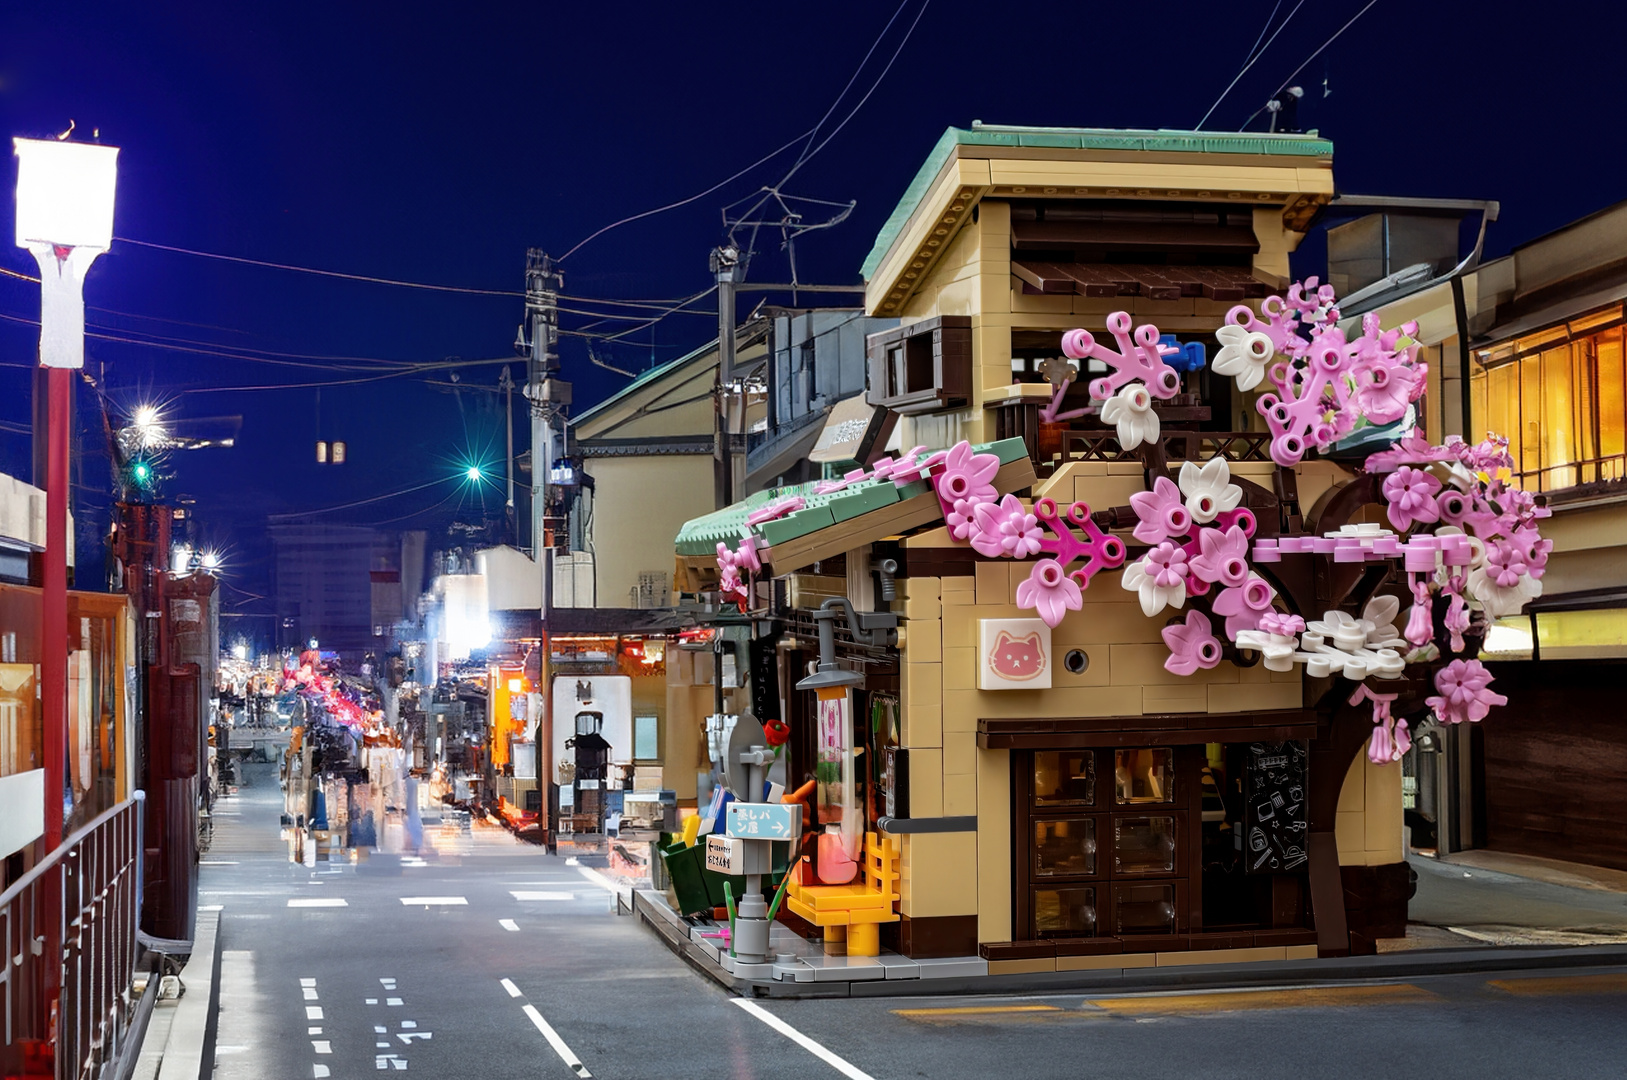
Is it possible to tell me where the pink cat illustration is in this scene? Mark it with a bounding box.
[989,630,1046,681]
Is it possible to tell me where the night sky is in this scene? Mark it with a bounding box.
[0,1,1621,626]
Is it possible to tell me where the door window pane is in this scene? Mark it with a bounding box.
[1114,815,1178,875]
[1034,751,1095,807]
[1113,882,1177,935]
[1114,748,1174,804]
[1541,346,1575,488]
[1520,355,1543,484]
[1033,886,1098,938]
[1034,818,1097,878]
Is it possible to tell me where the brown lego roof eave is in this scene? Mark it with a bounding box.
[977,709,1315,749]
[1012,260,1273,302]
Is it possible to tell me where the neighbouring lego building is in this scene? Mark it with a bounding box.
[663,125,1493,977]
[1360,196,1627,871]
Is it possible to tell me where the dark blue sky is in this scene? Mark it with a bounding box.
[0,1,1621,619]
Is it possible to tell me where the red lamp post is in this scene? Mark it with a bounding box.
[14,136,119,851]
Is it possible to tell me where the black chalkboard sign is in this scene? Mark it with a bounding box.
[1244,741,1308,874]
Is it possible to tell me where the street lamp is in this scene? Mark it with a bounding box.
[14,135,119,851]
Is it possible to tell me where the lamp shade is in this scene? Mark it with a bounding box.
[14,138,119,250]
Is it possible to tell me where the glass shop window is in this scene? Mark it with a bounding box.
[1113,815,1178,875]
[1114,748,1174,804]
[1034,818,1097,878]
[1033,885,1098,938]
[1113,882,1177,935]
[1034,750,1095,807]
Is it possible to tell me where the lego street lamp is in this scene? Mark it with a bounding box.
[14,135,119,851]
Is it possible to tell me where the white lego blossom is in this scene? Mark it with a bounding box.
[1212,322,1275,391]
[1177,457,1243,524]
[1099,381,1160,451]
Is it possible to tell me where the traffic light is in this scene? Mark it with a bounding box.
[125,457,157,494]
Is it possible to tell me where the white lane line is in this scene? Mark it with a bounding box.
[302,989,319,1001]
[306,1006,323,1020]
[311,1040,332,1055]
[313,1067,330,1079]
[307,1027,322,1035]
[199,860,239,865]
[509,891,573,901]
[197,904,224,912]
[288,898,348,908]
[521,1004,593,1079]
[300,978,318,987]
[399,896,468,905]
[732,999,877,1080]
[386,997,404,1006]
[500,978,523,998]
[499,919,520,932]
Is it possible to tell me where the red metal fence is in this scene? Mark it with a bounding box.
[1,794,144,1080]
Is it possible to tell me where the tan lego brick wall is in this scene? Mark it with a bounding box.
[1334,738,1405,867]
[895,563,1306,940]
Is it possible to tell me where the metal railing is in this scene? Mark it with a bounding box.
[1,793,145,1080]
[1513,453,1627,495]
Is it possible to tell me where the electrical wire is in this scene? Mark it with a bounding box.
[114,237,524,297]
[786,0,912,177]
[777,0,931,190]
[267,477,448,520]
[557,132,815,263]
[363,487,466,527]
[1194,0,1306,130]
[1242,0,1382,129]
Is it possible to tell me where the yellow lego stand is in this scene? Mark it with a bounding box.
[784,832,900,957]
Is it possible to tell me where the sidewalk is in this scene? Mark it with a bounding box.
[1397,849,1627,948]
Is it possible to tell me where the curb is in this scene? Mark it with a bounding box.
[632,893,1627,999]
[132,910,223,1080]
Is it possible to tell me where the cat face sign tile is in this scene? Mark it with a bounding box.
[978,618,1052,690]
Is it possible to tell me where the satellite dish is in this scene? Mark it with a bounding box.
[723,711,767,800]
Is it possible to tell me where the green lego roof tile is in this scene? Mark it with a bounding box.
[861,125,1334,280]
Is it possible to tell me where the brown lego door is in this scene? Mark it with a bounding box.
[1015,746,1202,946]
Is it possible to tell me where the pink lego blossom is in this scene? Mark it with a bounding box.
[1393,716,1412,757]
[933,441,1000,506]
[1061,311,1182,401]
[1363,434,1455,474]
[1211,574,1276,640]
[1351,354,1424,425]
[746,497,805,526]
[1443,576,1470,653]
[1128,475,1192,544]
[1510,526,1552,579]
[1257,612,1305,638]
[1143,542,1189,589]
[1015,559,1083,628]
[1426,659,1507,725]
[1381,466,1443,531]
[946,497,984,542]
[1404,578,1434,649]
[1188,524,1250,588]
[969,494,1044,559]
[1482,537,1529,588]
[1162,609,1223,676]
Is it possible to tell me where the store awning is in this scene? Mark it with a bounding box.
[1012,260,1272,302]
[1482,589,1627,661]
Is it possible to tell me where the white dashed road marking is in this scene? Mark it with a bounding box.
[288,898,348,908]
[499,919,520,932]
[500,978,522,998]
[399,896,467,905]
[521,1004,593,1079]
[732,999,877,1080]
[509,891,573,901]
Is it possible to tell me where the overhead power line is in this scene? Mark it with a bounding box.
[115,237,524,297]
[268,477,447,520]
[1194,0,1307,130]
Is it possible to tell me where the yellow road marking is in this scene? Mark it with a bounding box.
[1488,973,1627,996]
[893,1004,1062,1019]
[1086,983,1436,1015]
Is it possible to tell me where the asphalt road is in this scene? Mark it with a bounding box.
[207,763,1627,1080]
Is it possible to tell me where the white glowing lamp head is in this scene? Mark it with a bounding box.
[14,138,120,251]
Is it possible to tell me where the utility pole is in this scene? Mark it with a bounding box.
[499,365,515,543]
[710,244,741,509]
[521,248,565,850]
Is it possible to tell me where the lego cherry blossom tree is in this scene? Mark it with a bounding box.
[921,276,1547,765]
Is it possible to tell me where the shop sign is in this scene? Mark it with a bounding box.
[978,618,1053,690]
[725,802,800,841]
[705,834,744,875]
